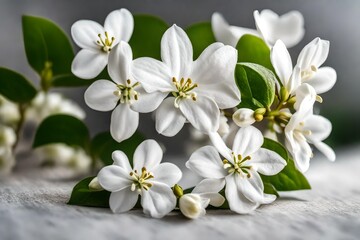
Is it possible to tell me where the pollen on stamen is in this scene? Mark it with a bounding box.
[311,65,317,72]
[127,79,131,85]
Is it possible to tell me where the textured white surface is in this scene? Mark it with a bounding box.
[1,147,360,240]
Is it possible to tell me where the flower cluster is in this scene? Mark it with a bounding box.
[67,8,336,219]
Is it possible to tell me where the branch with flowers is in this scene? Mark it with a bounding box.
[0,8,336,219]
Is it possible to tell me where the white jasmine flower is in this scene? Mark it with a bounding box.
[0,125,16,147]
[71,8,134,79]
[0,95,20,125]
[179,179,225,219]
[27,92,85,123]
[186,126,286,214]
[132,25,240,136]
[233,108,256,127]
[254,9,305,48]
[296,38,337,94]
[211,12,259,47]
[0,147,15,177]
[97,139,182,218]
[84,42,166,142]
[285,84,335,172]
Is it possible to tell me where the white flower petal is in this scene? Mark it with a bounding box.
[233,108,256,127]
[152,162,182,186]
[155,97,186,137]
[313,141,336,162]
[130,89,167,113]
[262,194,277,204]
[293,83,316,114]
[141,182,177,218]
[104,8,134,43]
[71,20,104,50]
[186,146,227,179]
[305,67,337,94]
[179,96,220,134]
[84,80,118,111]
[199,193,225,207]
[110,104,139,143]
[108,41,132,85]
[192,178,226,193]
[112,150,132,172]
[271,40,293,86]
[285,131,312,172]
[237,169,264,203]
[133,139,163,172]
[109,187,138,213]
[303,115,332,142]
[161,25,193,78]
[132,57,173,93]
[297,38,330,70]
[71,49,108,79]
[287,66,302,95]
[179,194,206,219]
[249,148,287,175]
[232,126,264,157]
[98,165,131,192]
[225,174,259,214]
[209,132,233,161]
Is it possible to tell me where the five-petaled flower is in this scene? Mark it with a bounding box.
[71,8,134,79]
[186,126,286,214]
[84,41,167,142]
[97,139,182,218]
[132,25,240,136]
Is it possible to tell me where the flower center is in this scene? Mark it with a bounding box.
[113,79,140,104]
[129,167,154,193]
[301,65,317,81]
[96,31,115,52]
[223,152,252,178]
[171,77,198,108]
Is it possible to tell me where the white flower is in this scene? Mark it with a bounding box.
[71,9,134,79]
[254,9,305,48]
[0,95,20,125]
[186,126,286,214]
[84,42,166,142]
[218,112,230,137]
[132,25,240,136]
[97,139,182,218]
[0,125,16,147]
[0,147,15,178]
[27,92,85,122]
[179,179,225,219]
[233,108,256,127]
[271,40,301,96]
[285,84,335,172]
[211,12,259,47]
[296,38,337,94]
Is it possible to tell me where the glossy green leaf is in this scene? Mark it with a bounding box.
[51,74,95,87]
[263,182,279,197]
[68,177,110,208]
[22,15,74,77]
[33,114,90,149]
[235,63,276,109]
[0,67,37,103]
[185,22,216,59]
[129,15,168,60]
[261,138,311,191]
[236,34,273,71]
[91,131,145,166]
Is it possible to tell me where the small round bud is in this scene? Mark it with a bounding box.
[233,108,256,127]
[172,184,184,198]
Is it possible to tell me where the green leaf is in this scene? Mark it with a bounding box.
[129,14,168,60]
[22,15,74,77]
[261,138,311,191]
[33,114,90,149]
[91,131,145,166]
[0,67,37,103]
[185,22,216,59]
[263,182,279,197]
[236,34,273,71]
[68,177,110,208]
[235,63,276,109]
[51,74,94,87]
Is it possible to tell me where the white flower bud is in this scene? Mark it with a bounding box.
[0,95,20,125]
[0,125,16,147]
[179,194,208,219]
[89,177,104,191]
[233,108,256,127]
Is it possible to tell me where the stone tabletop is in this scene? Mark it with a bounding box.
[1,146,360,240]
